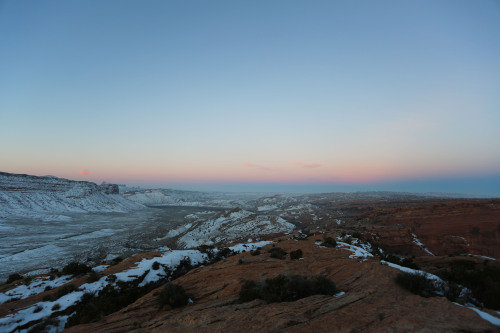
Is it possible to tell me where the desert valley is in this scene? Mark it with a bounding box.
[1,172,499,332]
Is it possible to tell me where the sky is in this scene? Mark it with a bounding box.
[1,0,499,196]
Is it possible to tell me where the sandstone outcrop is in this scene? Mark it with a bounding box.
[64,237,499,333]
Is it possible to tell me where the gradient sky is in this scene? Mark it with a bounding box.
[1,1,500,195]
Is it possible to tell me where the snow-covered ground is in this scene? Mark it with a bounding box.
[0,207,205,280]
[166,209,295,248]
[411,233,434,256]
[0,172,144,219]
[122,188,263,208]
[0,240,273,333]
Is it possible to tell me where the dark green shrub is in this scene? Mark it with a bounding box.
[6,273,23,284]
[239,280,261,302]
[66,279,165,328]
[159,283,189,308]
[112,257,123,265]
[171,257,192,280]
[197,245,215,260]
[239,274,338,303]
[290,249,303,260]
[352,232,362,239]
[395,272,436,297]
[33,305,43,313]
[268,247,287,259]
[321,236,337,248]
[251,250,261,256]
[197,244,215,253]
[26,317,59,333]
[438,261,500,310]
[56,284,77,298]
[311,275,338,295]
[216,247,233,259]
[51,303,61,311]
[62,262,91,276]
[106,274,117,283]
[382,254,420,270]
[238,259,244,264]
[87,271,100,283]
[152,261,160,270]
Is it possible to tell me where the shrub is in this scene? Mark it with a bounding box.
[251,250,261,256]
[56,284,77,298]
[159,283,189,308]
[33,305,43,313]
[112,257,123,265]
[310,275,338,295]
[6,273,23,284]
[106,274,117,283]
[62,262,91,276]
[197,244,215,253]
[87,271,100,283]
[171,257,192,280]
[239,274,338,303]
[239,280,261,302]
[290,249,303,260]
[238,259,244,265]
[395,272,436,297]
[382,254,420,270]
[352,232,362,239]
[438,261,500,310]
[268,247,287,260]
[51,303,61,311]
[152,261,160,270]
[321,237,337,248]
[26,318,59,333]
[216,247,233,260]
[66,279,165,328]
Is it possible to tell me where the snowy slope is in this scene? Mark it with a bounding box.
[122,188,255,208]
[166,208,295,248]
[0,172,144,218]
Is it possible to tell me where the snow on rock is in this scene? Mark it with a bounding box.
[0,239,275,333]
[174,209,295,248]
[0,290,85,332]
[0,275,73,304]
[337,242,374,259]
[0,172,144,219]
[381,261,443,282]
[257,204,278,211]
[229,241,273,253]
[411,233,434,256]
[115,250,208,287]
[454,303,500,327]
[92,265,109,272]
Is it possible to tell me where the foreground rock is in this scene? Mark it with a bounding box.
[65,236,499,333]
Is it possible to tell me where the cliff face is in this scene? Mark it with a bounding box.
[0,172,144,218]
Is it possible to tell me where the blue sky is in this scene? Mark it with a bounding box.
[1,0,499,196]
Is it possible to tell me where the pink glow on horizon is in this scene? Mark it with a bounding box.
[77,170,90,175]
[290,161,321,169]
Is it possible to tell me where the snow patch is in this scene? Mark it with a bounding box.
[411,233,434,256]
